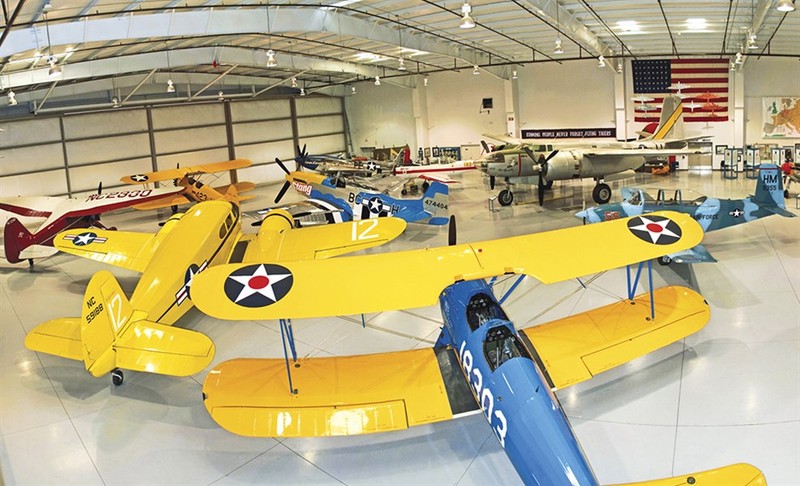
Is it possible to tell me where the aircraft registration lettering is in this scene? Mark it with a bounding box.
[351,219,379,241]
[458,340,508,447]
[85,189,153,201]
[84,296,104,324]
[424,199,448,210]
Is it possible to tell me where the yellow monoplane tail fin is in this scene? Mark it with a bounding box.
[54,214,183,273]
[203,348,479,437]
[191,211,704,321]
[80,271,215,378]
[243,211,408,262]
[521,286,709,390]
[114,321,216,377]
[612,463,765,486]
[25,317,83,361]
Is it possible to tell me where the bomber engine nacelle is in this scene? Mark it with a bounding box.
[543,151,591,181]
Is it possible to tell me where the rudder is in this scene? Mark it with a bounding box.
[651,94,683,140]
[422,182,450,225]
[80,270,135,377]
[753,164,786,209]
[3,218,34,264]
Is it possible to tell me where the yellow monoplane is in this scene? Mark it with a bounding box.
[24,200,407,385]
[120,159,256,211]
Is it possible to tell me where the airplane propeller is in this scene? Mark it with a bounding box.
[480,140,491,154]
[97,182,102,195]
[490,175,496,190]
[273,157,292,204]
[448,215,457,246]
[294,144,310,169]
[520,146,554,205]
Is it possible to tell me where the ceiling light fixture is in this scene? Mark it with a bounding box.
[747,32,759,49]
[735,51,743,64]
[47,56,61,77]
[7,90,17,106]
[398,57,406,71]
[554,38,564,54]
[598,55,606,68]
[112,97,120,108]
[167,79,175,93]
[374,76,381,86]
[460,2,475,29]
[730,61,737,70]
[686,18,707,31]
[776,0,795,12]
[473,65,480,75]
[300,88,306,96]
[512,70,518,79]
[266,49,277,67]
[351,85,357,94]
[218,90,224,101]
[291,77,298,88]
[423,76,429,86]
[616,61,623,73]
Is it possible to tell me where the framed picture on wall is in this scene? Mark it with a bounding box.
[424,147,431,158]
[715,145,727,155]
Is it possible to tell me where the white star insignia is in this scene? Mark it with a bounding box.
[628,216,680,244]
[228,264,292,303]
[75,233,94,245]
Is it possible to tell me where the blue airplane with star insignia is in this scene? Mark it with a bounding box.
[268,158,449,226]
[576,163,795,264]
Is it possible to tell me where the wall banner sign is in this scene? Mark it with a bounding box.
[521,128,617,139]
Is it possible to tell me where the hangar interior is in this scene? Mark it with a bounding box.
[0,1,799,485]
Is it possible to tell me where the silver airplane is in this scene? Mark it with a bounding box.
[478,95,710,206]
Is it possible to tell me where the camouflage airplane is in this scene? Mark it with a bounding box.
[576,164,795,264]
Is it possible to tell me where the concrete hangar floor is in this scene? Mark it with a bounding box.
[1,169,798,485]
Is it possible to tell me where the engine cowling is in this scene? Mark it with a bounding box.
[543,151,586,180]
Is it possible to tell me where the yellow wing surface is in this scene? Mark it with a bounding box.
[53,213,183,272]
[522,286,709,389]
[243,211,408,262]
[120,159,252,184]
[130,182,256,210]
[201,286,706,438]
[24,317,83,361]
[613,463,765,486]
[191,211,704,320]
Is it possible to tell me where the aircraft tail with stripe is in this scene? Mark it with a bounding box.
[754,164,794,217]
[639,94,683,141]
[25,270,215,384]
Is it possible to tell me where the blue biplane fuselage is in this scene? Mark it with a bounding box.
[437,280,597,485]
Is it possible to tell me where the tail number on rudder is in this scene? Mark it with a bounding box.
[762,172,779,193]
[458,341,509,447]
[85,297,104,324]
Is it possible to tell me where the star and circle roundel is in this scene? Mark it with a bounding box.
[224,264,293,308]
[626,215,682,245]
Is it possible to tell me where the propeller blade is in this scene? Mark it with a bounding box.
[490,175,496,190]
[97,182,102,195]
[480,140,491,154]
[545,149,559,162]
[537,171,545,206]
[274,181,291,204]
[274,157,291,175]
[448,215,457,246]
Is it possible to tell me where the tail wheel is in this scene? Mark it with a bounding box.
[498,189,514,206]
[784,189,789,199]
[658,255,672,266]
[422,181,430,191]
[592,183,612,204]
[111,368,124,386]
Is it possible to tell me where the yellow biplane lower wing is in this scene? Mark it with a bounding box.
[523,286,709,390]
[202,348,480,437]
[613,463,765,486]
[132,193,190,210]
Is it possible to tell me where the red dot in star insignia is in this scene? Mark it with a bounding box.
[646,223,663,232]
[248,276,270,289]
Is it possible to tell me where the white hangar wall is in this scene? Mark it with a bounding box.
[345,57,798,160]
[0,96,347,198]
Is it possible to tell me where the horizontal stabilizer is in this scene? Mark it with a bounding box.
[203,347,477,437]
[667,244,717,264]
[522,286,709,389]
[54,227,164,273]
[612,463,765,486]
[214,182,256,195]
[24,317,83,361]
[764,205,796,218]
[115,320,215,377]
[132,193,190,211]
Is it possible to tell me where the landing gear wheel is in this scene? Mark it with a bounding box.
[657,255,672,266]
[544,180,554,190]
[171,205,179,214]
[592,183,612,204]
[401,189,408,196]
[111,368,124,386]
[421,181,430,191]
[498,189,514,206]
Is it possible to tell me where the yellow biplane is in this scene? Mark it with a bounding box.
[120,159,256,211]
[190,212,764,484]
[24,200,407,385]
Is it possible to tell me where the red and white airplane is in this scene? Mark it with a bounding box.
[0,186,183,265]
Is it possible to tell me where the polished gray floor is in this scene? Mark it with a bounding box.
[1,169,798,485]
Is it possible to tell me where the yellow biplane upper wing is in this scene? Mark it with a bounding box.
[521,285,709,390]
[54,213,183,272]
[120,159,252,184]
[203,347,479,437]
[243,212,408,262]
[191,211,703,320]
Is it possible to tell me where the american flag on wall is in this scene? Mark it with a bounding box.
[632,59,730,123]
